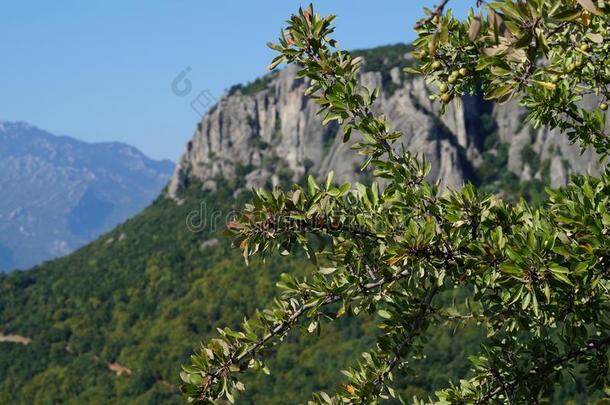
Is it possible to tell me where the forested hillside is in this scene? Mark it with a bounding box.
[0,179,482,404]
[0,177,604,404]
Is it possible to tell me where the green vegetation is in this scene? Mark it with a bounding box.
[3,3,610,405]
[352,43,414,73]
[185,4,610,404]
[229,71,279,96]
[1,177,540,404]
[0,180,486,404]
[352,43,416,96]
[0,181,366,404]
[0,169,584,404]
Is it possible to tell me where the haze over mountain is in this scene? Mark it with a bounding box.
[0,44,605,404]
[0,121,174,272]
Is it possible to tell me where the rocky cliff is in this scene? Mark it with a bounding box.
[168,44,601,199]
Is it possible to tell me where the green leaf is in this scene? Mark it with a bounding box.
[552,7,582,21]
[549,263,570,274]
[521,292,531,310]
[551,271,573,286]
[531,292,539,316]
[485,84,514,101]
[325,171,335,190]
[337,182,351,197]
[319,267,337,274]
[307,175,319,195]
[587,32,604,44]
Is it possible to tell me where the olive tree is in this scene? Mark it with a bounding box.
[181,1,610,403]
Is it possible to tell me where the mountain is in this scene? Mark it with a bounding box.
[0,121,174,271]
[0,44,605,404]
[168,44,601,203]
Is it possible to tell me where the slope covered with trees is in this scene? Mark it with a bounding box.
[0,178,489,404]
[0,180,360,404]
[1,180,599,404]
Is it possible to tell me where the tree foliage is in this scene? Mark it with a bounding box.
[182,2,610,403]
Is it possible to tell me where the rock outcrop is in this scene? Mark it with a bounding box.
[168,44,602,199]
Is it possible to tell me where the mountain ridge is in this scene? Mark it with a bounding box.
[0,120,174,271]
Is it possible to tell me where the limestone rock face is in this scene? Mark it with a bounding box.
[168,49,602,198]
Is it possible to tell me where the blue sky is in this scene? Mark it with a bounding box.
[0,1,470,161]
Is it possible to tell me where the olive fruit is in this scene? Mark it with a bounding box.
[440,93,453,104]
[439,83,449,93]
[431,61,442,70]
[459,68,469,77]
[448,75,457,84]
[580,43,589,52]
[601,102,609,111]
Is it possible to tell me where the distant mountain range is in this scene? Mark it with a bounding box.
[0,121,173,271]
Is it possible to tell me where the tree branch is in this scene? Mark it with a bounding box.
[194,264,422,400]
[476,335,610,404]
[414,0,451,30]
[370,284,440,391]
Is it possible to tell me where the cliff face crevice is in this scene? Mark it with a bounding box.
[168,46,602,199]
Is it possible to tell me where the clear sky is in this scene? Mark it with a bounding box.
[0,1,471,161]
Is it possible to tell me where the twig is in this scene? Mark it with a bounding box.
[414,0,451,30]
[414,0,488,30]
[369,284,440,392]
[197,265,420,400]
[475,335,610,404]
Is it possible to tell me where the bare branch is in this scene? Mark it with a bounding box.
[414,0,451,30]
